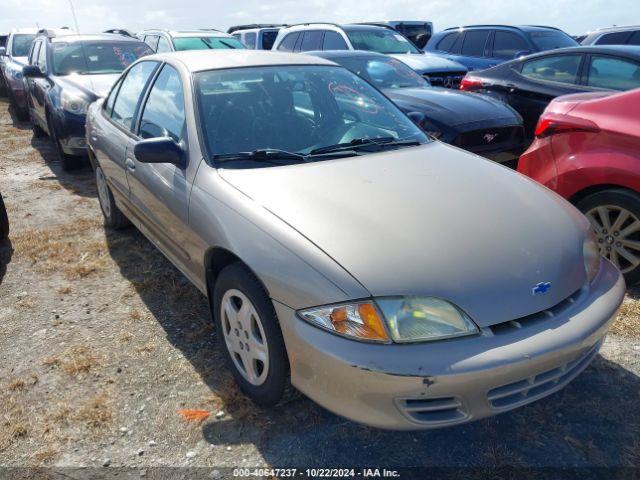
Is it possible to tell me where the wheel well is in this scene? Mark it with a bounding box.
[204,247,269,301]
[569,184,635,205]
[86,146,97,171]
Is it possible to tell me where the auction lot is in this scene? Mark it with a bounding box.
[0,95,639,470]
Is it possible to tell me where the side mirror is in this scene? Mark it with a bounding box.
[23,65,44,78]
[514,50,531,59]
[134,137,184,166]
[407,111,425,125]
[0,47,6,57]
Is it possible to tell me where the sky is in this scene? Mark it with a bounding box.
[0,0,638,37]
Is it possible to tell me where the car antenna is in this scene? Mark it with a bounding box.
[68,0,80,33]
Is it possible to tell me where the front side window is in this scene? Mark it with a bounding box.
[587,56,640,90]
[11,34,36,57]
[156,36,172,53]
[37,42,47,71]
[110,61,158,130]
[322,31,348,50]
[195,65,428,164]
[52,41,153,75]
[527,30,578,51]
[299,31,324,51]
[436,32,458,53]
[493,31,530,59]
[261,30,279,50]
[346,28,420,54]
[172,36,245,51]
[29,41,41,66]
[461,30,490,57]
[521,54,582,84]
[243,32,257,49]
[139,65,186,141]
[336,56,426,89]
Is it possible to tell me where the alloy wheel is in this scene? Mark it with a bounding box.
[95,167,112,219]
[220,289,269,386]
[586,205,640,274]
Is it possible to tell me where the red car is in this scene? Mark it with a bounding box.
[519,88,640,283]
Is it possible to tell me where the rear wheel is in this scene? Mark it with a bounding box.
[95,165,129,230]
[577,189,640,285]
[47,112,83,171]
[7,89,28,121]
[0,192,9,240]
[212,263,291,407]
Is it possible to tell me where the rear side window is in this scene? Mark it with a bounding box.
[436,32,458,52]
[144,35,159,51]
[277,32,300,52]
[323,31,348,50]
[244,32,257,49]
[493,31,530,59]
[111,61,158,130]
[299,31,324,51]
[156,36,172,53]
[587,56,640,90]
[461,30,490,57]
[139,65,186,141]
[597,31,632,45]
[521,54,582,84]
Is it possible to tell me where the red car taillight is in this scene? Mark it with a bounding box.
[535,113,600,138]
[459,75,484,91]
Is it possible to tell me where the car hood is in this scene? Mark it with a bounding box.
[219,142,591,327]
[389,53,467,73]
[384,87,520,127]
[57,73,121,98]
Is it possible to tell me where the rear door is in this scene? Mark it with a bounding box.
[92,60,159,203]
[510,53,587,136]
[30,41,49,125]
[125,63,193,273]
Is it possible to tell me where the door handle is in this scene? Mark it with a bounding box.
[125,158,136,171]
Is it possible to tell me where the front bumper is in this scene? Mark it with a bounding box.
[275,259,624,430]
[51,109,88,156]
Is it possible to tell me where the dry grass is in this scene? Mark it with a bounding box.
[42,345,100,376]
[57,286,73,295]
[611,298,640,337]
[15,295,36,309]
[12,217,110,279]
[7,379,25,391]
[74,393,112,430]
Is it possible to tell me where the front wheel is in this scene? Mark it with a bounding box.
[0,192,9,240]
[47,113,83,171]
[577,189,640,285]
[95,165,129,230]
[212,263,291,407]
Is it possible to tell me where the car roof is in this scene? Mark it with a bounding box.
[49,33,140,43]
[526,45,640,57]
[308,50,388,59]
[148,50,337,72]
[588,25,640,33]
[279,23,389,32]
[139,29,233,38]
[441,25,564,33]
[9,28,42,34]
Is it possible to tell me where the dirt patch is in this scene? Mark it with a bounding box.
[0,98,639,470]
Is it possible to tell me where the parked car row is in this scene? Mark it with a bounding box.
[0,19,634,431]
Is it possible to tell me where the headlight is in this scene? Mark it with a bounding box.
[298,297,478,343]
[583,236,602,284]
[11,69,23,80]
[61,90,90,115]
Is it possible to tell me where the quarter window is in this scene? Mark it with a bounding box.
[244,32,257,49]
[277,32,300,52]
[322,31,348,50]
[139,65,186,141]
[144,35,159,51]
[156,36,172,53]
[104,77,123,116]
[493,31,530,59]
[521,54,582,84]
[110,61,158,130]
[586,56,640,90]
[461,30,490,57]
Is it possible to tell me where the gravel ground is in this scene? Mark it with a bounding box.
[0,97,639,474]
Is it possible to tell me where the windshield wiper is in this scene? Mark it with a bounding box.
[213,149,308,165]
[309,137,422,155]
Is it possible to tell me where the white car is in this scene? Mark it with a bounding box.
[228,24,285,50]
[272,23,468,88]
[137,29,245,53]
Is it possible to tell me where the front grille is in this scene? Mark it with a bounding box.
[489,287,586,336]
[395,396,467,425]
[423,71,466,89]
[486,340,601,410]
[453,125,524,154]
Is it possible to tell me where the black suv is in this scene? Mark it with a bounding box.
[22,31,152,169]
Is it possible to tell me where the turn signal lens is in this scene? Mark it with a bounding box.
[299,302,389,342]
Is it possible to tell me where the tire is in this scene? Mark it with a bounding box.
[0,192,9,240]
[7,88,28,121]
[46,112,84,171]
[30,112,46,138]
[212,263,291,407]
[576,188,640,285]
[95,165,129,230]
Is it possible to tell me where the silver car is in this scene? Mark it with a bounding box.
[86,50,625,430]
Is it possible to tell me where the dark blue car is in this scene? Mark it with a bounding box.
[426,25,578,71]
[22,31,152,170]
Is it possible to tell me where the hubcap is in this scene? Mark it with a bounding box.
[586,205,640,274]
[220,289,269,386]
[95,167,111,218]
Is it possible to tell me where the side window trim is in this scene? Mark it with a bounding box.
[103,61,162,138]
[517,53,585,86]
[134,62,187,146]
[103,76,123,117]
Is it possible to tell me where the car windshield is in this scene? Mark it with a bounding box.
[52,41,153,75]
[333,56,427,89]
[346,28,420,54]
[11,34,36,56]
[195,65,428,166]
[528,31,578,51]
[173,36,246,51]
